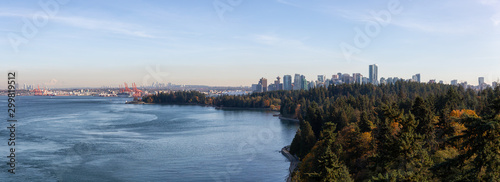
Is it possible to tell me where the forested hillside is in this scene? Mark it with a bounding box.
[285,82,500,181]
[143,81,500,181]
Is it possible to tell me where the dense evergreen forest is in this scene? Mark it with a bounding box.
[143,81,500,181]
[142,90,282,110]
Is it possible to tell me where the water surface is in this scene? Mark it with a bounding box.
[0,96,298,182]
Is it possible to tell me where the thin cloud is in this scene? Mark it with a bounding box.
[53,16,156,38]
[493,13,500,26]
[0,12,31,18]
[250,34,306,47]
[477,0,500,26]
[0,8,157,39]
[478,0,499,5]
[391,20,472,34]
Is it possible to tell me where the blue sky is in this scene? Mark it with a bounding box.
[1,0,499,88]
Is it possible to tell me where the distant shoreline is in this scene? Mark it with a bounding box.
[214,106,274,111]
[125,100,151,104]
[133,101,280,111]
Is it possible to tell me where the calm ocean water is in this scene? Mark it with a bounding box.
[0,96,298,182]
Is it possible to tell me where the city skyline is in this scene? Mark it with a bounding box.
[1,0,500,89]
[4,64,500,89]
[250,64,499,93]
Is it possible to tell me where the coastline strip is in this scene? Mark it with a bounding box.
[281,145,299,182]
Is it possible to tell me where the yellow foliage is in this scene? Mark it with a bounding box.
[359,132,373,153]
[360,132,372,144]
[433,147,459,164]
[263,99,271,107]
[449,109,478,136]
[450,109,479,118]
[450,121,467,136]
[338,125,357,153]
[433,116,440,124]
[390,122,402,136]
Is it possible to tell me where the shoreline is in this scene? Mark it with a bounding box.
[132,101,281,111]
[214,106,277,111]
[278,115,299,122]
[281,145,299,182]
[125,100,152,104]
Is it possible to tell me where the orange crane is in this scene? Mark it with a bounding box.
[132,83,143,98]
[33,85,45,96]
[124,82,132,92]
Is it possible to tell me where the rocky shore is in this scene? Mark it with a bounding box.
[125,100,150,104]
[281,145,299,182]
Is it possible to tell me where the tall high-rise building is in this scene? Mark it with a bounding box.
[380,77,386,85]
[461,81,468,89]
[362,77,369,84]
[293,74,301,90]
[301,75,307,90]
[318,75,325,83]
[256,84,263,92]
[274,76,282,90]
[451,80,458,86]
[416,73,421,83]
[283,75,292,90]
[259,78,268,92]
[342,73,351,84]
[387,77,393,84]
[479,77,485,86]
[478,77,485,90]
[309,81,316,89]
[353,73,362,84]
[252,84,259,92]
[369,64,378,84]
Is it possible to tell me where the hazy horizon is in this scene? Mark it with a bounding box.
[2,0,500,89]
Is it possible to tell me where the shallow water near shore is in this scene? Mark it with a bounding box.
[0,96,298,182]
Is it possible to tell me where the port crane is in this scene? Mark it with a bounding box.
[131,83,143,98]
[33,85,45,96]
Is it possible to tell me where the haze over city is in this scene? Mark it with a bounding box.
[1,0,500,88]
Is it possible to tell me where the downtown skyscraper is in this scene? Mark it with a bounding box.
[283,75,292,91]
[369,64,378,84]
[293,74,302,90]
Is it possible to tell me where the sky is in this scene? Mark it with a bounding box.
[1,0,500,88]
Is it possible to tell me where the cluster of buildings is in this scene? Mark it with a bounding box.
[22,84,35,90]
[450,77,499,90]
[252,64,382,92]
[381,73,420,85]
[251,64,498,92]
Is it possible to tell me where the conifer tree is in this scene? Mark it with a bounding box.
[298,120,316,159]
[359,111,374,133]
[411,97,437,150]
